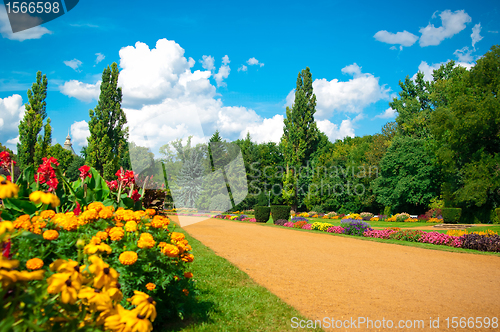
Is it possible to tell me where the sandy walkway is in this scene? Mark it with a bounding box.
[180,217,500,331]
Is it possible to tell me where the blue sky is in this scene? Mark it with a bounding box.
[0,0,499,156]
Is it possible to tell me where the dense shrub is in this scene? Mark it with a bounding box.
[461,234,500,252]
[360,212,374,221]
[340,219,372,236]
[254,206,271,223]
[495,208,500,224]
[442,208,462,224]
[209,194,231,212]
[425,208,442,219]
[271,205,291,221]
[389,230,425,242]
[274,219,288,226]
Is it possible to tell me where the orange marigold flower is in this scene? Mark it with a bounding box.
[87,202,105,213]
[134,210,146,219]
[80,209,99,223]
[145,209,155,216]
[96,231,108,241]
[151,215,169,228]
[119,251,138,265]
[181,253,194,263]
[43,230,59,241]
[145,283,156,291]
[184,272,193,279]
[26,258,44,270]
[137,233,155,249]
[124,221,137,232]
[161,244,179,257]
[99,207,114,219]
[40,210,56,220]
[182,289,189,296]
[170,232,185,243]
[14,215,32,231]
[109,227,124,241]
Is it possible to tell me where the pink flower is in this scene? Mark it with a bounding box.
[106,180,118,191]
[78,165,91,180]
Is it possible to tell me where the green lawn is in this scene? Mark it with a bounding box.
[162,227,320,331]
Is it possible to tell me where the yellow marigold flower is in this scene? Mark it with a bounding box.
[47,272,81,304]
[134,210,146,219]
[29,191,60,207]
[26,258,44,270]
[80,209,99,223]
[137,233,155,249]
[88,202,105,213]
[96,231,108,241]
[161,244,179,257]
[88,256,118,289]
[125,220,137,232]
[109,227,124,241]
[145,209,155,216]
[129,290,157,322]
[145,283,156,291]
[182,289,189,296]
[170,232,185,243]
[43,230,59,241]
[99,207,114,219]
[0,221,14,236]
[181,253,194,263]
[0,179,19,199]
[157,242,167,249]
[150,215,169,228]
[184,272,193,279]
[119,251,138,265]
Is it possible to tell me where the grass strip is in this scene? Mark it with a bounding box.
[161,227,320,332]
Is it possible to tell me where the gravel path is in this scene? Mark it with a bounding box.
[180,217,500,331]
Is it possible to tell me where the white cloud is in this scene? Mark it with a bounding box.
[71,120,90,147]
[0,94,25,151]
[287,63,390,119]
[419,10,471,47]
[200,55,215,71]
[414,60,475,81]
[488,30,498,34]
[454,46,474,62]
[471,23,483,48]
[64,59,83,71]
[247,57,264,67]
[238,65,248,72]
[59,80,101,102]
[373,30,419,48]
[95,53,105,65]
[374,107,397,119]
[213,56,230,87]
[317,118,355,141]
[242,114,284,143]
[0,8,52,41]
[390,46,397,50]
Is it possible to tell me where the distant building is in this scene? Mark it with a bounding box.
[63,131,76,155]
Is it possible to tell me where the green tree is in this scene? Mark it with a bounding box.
[281,67,320,211]
[17,71,52,169]
[66,155,86,182]
[48,144,74,175]
[86,63,128,180]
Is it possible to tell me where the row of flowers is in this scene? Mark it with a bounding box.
[289,211,443,223]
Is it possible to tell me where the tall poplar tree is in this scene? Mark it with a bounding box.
[280,67,319,211]
[18,71,52,169]
[86,62,129,180]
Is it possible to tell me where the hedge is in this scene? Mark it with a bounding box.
[442,208,462,224]
[254,206,271,223]
[271,205,291,223]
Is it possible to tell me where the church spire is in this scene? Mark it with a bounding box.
[63,129,76,155]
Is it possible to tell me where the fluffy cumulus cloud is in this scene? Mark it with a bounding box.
[70,120,90,147]
[242,114,284,144]
[375,107,397,119]
[454,46,474,63]
[0,8,52,41]
[59,80,101,102]
[316,118,356,141]
[419,10,471,47]
[0,94,25,151]
[373,30,419,48]
[64,59,83,71]
[213,55,230,87]
[238,65,248,72]
[200,55,215,71]
[471,23,483,48]
[287,63,390,119]
[246,57,264,67]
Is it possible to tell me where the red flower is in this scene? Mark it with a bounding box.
[34,157,59,192]
[2,240,11,258]
[115,168,135,187]
[78,165,92,180]
[131,189,141,202]
[0,151,15,171]
[106,180,118,191]
[73,202,81,216]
